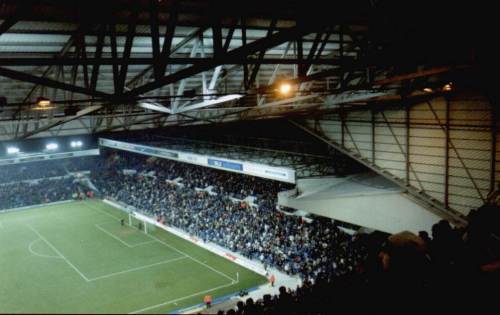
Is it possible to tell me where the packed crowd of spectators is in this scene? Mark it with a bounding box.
[0,160,66,184]
[0,156,98,184]
[92,150,367,280]
[2,147,498,310]
[0,178,80,210]
[0,156,97,210]
[216,203,500,314]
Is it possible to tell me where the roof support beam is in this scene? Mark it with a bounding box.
[246,18,277,90]
[90,24,106,93]
[157,1,178,79]
[126,26,208,88]
[0,67,112,99]
[116,8,138,95]
[288,119,468,227]
[125,22,325,98]
[149,0,161,80]
[16,105,103,140]
[0,57,348,66]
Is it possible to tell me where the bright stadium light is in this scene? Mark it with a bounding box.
[70,140,83,148]
[279,82,292,95]
[46,143,58,150]
[6,146,20,154]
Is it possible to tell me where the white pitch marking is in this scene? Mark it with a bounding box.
[137,229,236,283]
[27,225,90,282]
[95,223,158,248]
[95,224,134,248]
[128,281,236,314]
[28,238,62,259]
[129,240,158,247]
[84,201,121,220]
[87,256,188,282]
[87,201,236,283]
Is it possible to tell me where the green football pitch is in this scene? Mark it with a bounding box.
[0,200,266,314]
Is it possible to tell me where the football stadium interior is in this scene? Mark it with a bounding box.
[0,0,499,313]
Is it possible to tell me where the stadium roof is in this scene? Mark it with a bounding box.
[0,0,494,140]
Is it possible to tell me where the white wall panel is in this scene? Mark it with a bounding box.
[309,92,496,217]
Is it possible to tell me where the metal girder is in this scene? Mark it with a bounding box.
[246,18,278,90]
[0,1,31,36]
[90,24,106,93]
[172,40,201,110]
[157,1,178,79]
[426,100,486,203]
[149,0,161,80]
[109,23,120,93]
[374,66,461,86]
[288,119,468,227]
[0,67,112,99]
[16,105,102,139]
[126,26,208,88]
[0,57,348,66]
[211,18,223,58]
[257,41,293,106]
[124,22,327,98]
[0,17,19,35]
[116,8,138,95]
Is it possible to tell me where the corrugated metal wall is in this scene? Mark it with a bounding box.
[306,92,496,215]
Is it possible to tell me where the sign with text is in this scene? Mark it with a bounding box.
[99,138,295,183]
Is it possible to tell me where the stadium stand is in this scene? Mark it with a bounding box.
[213,206,500,313]
[1,149,499,312]
[91,150,368,280]
[0,156,99,184]
[0,156,98,210]
[0,178,79,210]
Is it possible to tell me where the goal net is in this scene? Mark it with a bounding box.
[128,211,157,234]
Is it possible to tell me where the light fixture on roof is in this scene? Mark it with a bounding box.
[33,97,54,110]
[6,146,20,154]
[70,140,83,148]
[46,143,58,151]
[36,97,51,107]
[278,82,293,96]
[423,87,433,93]
[442,82,453,92]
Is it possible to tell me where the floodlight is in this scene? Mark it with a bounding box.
[36,97,51,107]
[6,147,19,154]
[46,143,58,150]
[442,82,453,91]
[279,83,292,95]
[70,140,83,148]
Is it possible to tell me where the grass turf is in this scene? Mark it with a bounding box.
[0,199,266,314]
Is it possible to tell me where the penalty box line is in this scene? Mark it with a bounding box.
[27,224,188,283]
[86,256,189,282]
[84,200,237,284]
[95,223,158,248]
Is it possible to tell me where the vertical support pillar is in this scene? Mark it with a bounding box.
[340,104,345,147]
[444,97,450,208]
[490,111,497,193]
[405,102,410,185]
[371,106,376,164]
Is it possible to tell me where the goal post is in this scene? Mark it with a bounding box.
[128,211,157,234]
